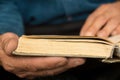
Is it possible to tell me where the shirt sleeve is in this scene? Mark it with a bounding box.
[0,1,24,36]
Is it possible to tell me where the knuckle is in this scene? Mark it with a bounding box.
[99,15,108,21]
[43,59,67,69]
[2,32,18,39]
[3,63,15,72]
[24,64,37,72]
[100,4,109,8]
[96,15,107,23]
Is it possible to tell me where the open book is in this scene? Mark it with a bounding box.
[13,35,120,63]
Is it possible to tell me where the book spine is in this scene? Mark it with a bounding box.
[113,45,120,58]
[102,45,120,63]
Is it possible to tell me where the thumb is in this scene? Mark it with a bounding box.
[1,32,18,55]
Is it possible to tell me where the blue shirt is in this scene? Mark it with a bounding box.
[0,0,115,36]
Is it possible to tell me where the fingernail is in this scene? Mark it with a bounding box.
[97,33,104,37]
[97,31,106,37]
[74,60,85,66]
[74,61,81,65]
[4,38,13,54]
[85,32,93,36]
[5,38,18,54]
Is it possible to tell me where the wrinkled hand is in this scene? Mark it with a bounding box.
[0,33,85,79]
[80,1,120,38]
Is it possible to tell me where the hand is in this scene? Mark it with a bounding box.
[80,1,120,38]
[0,33,85,79]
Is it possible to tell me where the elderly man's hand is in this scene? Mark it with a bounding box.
[80,1,120,38]
[0,33,85,79]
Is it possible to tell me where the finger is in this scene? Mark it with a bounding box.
[2,56,68,73]
[36,58,85,76]
[66,58,85,67]
[97,18,119,38]
[80,15,97,36]
[16,58,85,78]
[112,25,120,36]
[23,57,68,70]
[82,14,109,36]
[80,4,109,36]
[16,66,68,78]
[0,32,18,54]
[19,57,85,71]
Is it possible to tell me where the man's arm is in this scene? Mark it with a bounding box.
[0,1,24,36]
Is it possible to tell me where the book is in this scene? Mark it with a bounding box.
[13,35,120,63]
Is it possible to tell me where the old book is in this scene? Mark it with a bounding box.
[13,35,120,63]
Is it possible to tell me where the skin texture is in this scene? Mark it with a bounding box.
[0,33,85,79]
[1,1,120,79]
[80,1,120,38]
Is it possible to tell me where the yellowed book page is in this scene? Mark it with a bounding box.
[109,35,120,43]
[14,36,113,58]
